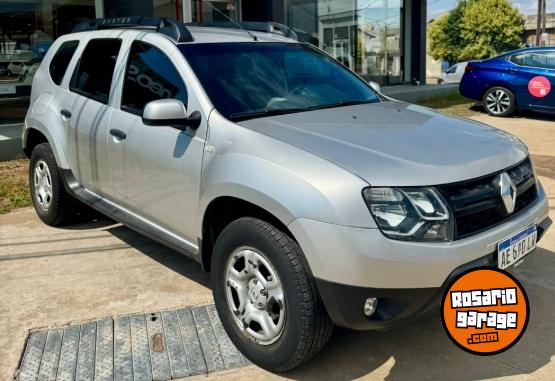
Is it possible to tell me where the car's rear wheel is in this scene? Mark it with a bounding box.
[211,217,333,372]
[483,86,516,117]
[30,143,77,226]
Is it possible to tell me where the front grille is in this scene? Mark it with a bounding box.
[438,158,538,240]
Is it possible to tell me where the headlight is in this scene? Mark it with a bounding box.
[363,187,454,242]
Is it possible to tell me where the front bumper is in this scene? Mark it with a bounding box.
[288,182,550,330]
[316,216,551,331]
[316,218,551,331]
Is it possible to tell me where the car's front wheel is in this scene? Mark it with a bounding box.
[483,86,516,117]
[29,143,77,226]
[211,217,333,372]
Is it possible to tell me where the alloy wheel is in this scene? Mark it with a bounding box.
[485,89,511,115]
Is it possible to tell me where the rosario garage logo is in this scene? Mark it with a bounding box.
[441,268,529,355]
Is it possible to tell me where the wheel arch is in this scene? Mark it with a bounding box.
[481,82,517,102]
[22,122,70,169]
[200,195,297,273]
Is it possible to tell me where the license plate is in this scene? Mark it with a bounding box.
[498,225,537,270]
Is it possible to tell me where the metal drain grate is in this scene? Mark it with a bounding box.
[16,305,251,381]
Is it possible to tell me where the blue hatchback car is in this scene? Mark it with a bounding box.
[460,47,555,117]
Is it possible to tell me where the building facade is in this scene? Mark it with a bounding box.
[0,0,427,126]
[525,13,555,47]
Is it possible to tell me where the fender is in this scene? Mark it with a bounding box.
[22,117,70,169]
[196,111,376,237]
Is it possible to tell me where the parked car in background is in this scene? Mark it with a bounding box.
[438,62,468,84]
[7,61,32,77]
[460,47,555,117]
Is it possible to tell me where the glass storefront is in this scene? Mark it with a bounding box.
[191,0,237,23]
[0,0,407,128]
[0,0,96,124]
[284,0,403,85]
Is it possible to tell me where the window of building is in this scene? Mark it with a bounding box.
[0,0,95,125]
[284,0,403,86]
[121,41,188,115]
[70,39,122,104]
[49,41,80,85]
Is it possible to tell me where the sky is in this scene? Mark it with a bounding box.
[427,0,555,21]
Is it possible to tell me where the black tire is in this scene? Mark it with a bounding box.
[6,69,12,76]
[211,217,333,372]
[438,79,445,85]
[482,86,516,117]
[29,143,77,226]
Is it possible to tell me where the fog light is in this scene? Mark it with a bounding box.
[363,297,378,317]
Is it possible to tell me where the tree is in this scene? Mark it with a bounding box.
[459,0,525,60]
[428,1,467,64]
[428,0,524,63]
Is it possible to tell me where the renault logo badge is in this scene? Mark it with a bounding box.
[499,172,517,214]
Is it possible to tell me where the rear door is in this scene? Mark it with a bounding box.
[508,51,555,112]
[57,38,123,195]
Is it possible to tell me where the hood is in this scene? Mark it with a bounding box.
[238,101,528,186]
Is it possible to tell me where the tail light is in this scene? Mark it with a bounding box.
[465,64,477,73]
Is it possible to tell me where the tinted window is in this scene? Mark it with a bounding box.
[49,41,79,85]
[121,41,187,115]
[511,52,555,69]
[70,39,122,104]
[179,43,380,121]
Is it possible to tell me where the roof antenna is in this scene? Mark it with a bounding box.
[201,0,258,41]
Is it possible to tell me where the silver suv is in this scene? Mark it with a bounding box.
[23,17,551,371]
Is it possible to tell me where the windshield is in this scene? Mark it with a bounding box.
[179,43,380,121]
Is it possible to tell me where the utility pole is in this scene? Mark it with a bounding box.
[536,0,542,46]
[541,0,547,46]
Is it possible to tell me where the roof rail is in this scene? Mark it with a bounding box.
[186,21,298,40]
[72,17,194,43]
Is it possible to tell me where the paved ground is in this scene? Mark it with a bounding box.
[1,112,555,381]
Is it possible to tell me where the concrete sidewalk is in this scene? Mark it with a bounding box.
[1,113,555,381]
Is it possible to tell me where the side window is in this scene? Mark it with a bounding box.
[121,41,188,115]
[49,41,79,85]
[510,54,526,66]
[544,52,555,69]
[70,38,122,104]
[446,65,457,74]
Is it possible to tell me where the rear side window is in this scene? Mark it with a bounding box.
[49,41,79,85]
[121,41,187,115]
[70,38,122,104]
[510,52,555,69]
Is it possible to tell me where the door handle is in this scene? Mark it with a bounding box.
[109,129,127,141]
[60,109,72,118]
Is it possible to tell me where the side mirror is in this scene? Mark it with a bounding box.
[368,81,381,92]
[142,99,201,130]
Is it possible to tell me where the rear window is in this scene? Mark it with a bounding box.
[49,41,79,85]
[70,38,122,104]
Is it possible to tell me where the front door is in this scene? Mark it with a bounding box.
[109,40,205,241]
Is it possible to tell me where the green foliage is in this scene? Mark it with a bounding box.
[428,0,524,63]
[429,1,467,63]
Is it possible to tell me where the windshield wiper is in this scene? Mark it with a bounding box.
[306,99,376,111]
[229,100,376,122]
[229,108,308,122]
